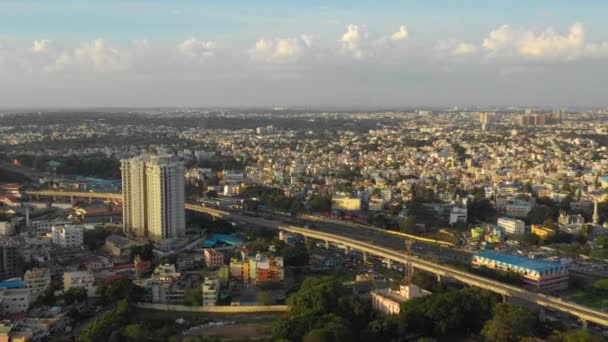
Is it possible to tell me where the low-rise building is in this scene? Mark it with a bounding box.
[0,287,31,316]
[63,271,97,297]
[104,234,143,257]
[24,268,51,302]
[51,225,84,248]
[497,217,525,236]
[331,196,361,211]
[449,206,468,225]
[371,284,430,315]
[203,248,224,268]
[0,222,14,236]
[32,220,72,235]
[472,251,568,292]
[531,225,555,240]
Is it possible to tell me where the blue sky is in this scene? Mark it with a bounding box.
[1,1,608,107]
[3,0,606,42]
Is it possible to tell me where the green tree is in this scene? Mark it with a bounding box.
[398,288,499,337]
[481,303,537,342]
[206,190,218,198]
[184,288,202,306]
[594,235,608,248]
[122,324,143,341]
[527,205,554,225]
[78,299,131,342]
[399,215,417,234]
[592,279,608,291]
[308,195,332,212]
[278,242,309,266]
[554,329,604,342]
[37,285,56,306]
[520,232,540,246]
[543,218,559,231]
[97,279,144,304]
[257,291,273,305]
[64,287,88,304]
[130,242,155,261]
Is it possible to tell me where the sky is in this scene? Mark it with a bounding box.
[1,0,608,108]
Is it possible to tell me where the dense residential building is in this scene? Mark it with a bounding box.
[203,249,224,268]
[229,253,284,285]
[121,155,186,241]
[497,217,525,236]
[63,271,97,297]
[0,240,20,280]
[23,268,51,302]
[472,251,569,292]
[201,277,219,306]
[51,225,84,248]
[0,287,31,316]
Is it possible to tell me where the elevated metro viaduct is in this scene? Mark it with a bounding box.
[22,190,608,327]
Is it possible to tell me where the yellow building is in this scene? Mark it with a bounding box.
[331,196,361,211]
[531,225,555,240]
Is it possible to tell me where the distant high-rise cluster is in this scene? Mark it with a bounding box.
[479,112,495,131]
[121,155,185,242]
[517,110,563,126]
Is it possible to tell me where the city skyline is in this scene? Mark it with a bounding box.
[1,1,608,107]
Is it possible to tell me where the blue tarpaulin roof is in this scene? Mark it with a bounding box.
[475,251,566,273]
[0,280,25,289]
[201,234,244,248]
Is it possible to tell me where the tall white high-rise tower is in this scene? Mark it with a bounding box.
[121,155,185,241]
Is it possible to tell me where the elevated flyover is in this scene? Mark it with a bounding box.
[25,190,121,201]
[19,191,608,326]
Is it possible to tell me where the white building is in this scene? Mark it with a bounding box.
[0,287,31,316]
[202,277,219,306]
[121,155,185,241]
[371,284,430,315]
[449,207,468,225]
[32,219,72,235]
[63,271,97,297]
[0,221,14,236]
[497,217,525,236]
[24,268,51,302]
[51,225,83,248]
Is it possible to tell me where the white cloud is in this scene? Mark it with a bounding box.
[31,39,52,53]
[340,24,368,59]
[482,25,512,51]
[517,22,584,58]
[390,25,409,41]
[442,22,608,61]
[47,39,127,72]
[177,38,217,60]
[249,35,312,64]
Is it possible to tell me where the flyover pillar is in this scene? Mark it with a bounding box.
[436,274,442,283]
[344,246,350,255]
[362,251,367,263]
[580,319,588,330]
[325,240,330,249]
[386,258,392,269]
